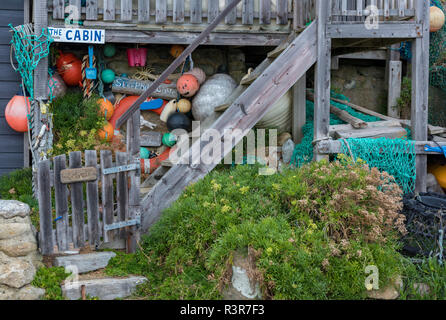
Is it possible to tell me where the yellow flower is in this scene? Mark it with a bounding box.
[266,247,273,255]
[272,183,280,190]
[203,201,211,208]
[212,182,221,192]
[239,186,250,195]
[221,205,231,213]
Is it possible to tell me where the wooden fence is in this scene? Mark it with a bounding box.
[331,0,416,21]
[37,150,141,255]
[49,0,316,28]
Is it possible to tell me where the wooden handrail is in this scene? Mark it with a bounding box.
[115,0,243,128]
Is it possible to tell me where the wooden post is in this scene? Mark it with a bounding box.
[126,111,141,253]
[292,74,306,143]
[23,0,30,168]
[386,43,402,118]
[37,160,53,255]
[411,0,429,193]
[313,0,331,161]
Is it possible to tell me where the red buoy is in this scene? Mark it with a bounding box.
[5,95,31,132]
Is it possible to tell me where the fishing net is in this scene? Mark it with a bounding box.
[291,93,416,194]
[9,23,53,100]
[429,0,446,93]
[402,192,446,263]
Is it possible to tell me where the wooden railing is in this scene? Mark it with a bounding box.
[49,0,315,29]
[331,0,416,21]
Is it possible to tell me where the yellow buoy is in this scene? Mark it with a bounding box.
[430,6,445,32]
[177,99,191,113]
[431,165,446,189]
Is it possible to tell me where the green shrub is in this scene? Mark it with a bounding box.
[50,91,108,155]
[32,267,71,300]
[106,159,408,300]
[0,168,38,227]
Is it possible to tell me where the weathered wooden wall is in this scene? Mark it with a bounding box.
[0,0,25,176]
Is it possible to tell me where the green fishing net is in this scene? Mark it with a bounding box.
[291,93,416,194]
[429,0,446,93]
[9,24,53,100]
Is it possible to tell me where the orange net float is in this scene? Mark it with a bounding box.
[98,122,114,142]
[176,74,200,97]
[140,147,172,174]
[170,45,184,58]
[97,98,114,120]
[5,95,31,132]
[56,51,83,87]
[109,96,168,129]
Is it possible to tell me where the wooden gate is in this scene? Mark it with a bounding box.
[36,150,141,255]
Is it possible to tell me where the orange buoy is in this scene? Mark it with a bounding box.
[170,45,184,58]
[56,51,83,87]
[430,6,445,32]
[140,147,171,174]
[98,122,114,142]
[97,98,114,120]
[431,165,446,189]
[5,95,30,132]
[177,74,200,97]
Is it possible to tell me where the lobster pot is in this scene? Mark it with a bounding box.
[255,90,292,133]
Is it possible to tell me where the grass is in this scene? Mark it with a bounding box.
[31,267,71,300]
[105,160,432,300]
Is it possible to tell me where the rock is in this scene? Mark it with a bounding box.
[0,252,35,288]
[367,276,402,300]
[0,232,37,257]
[0,223,31,240]
[14,285,45,300]
[62,277,147,300]
[282,139,295,164]
[54,252,117,274]
[0,284,44,300]
[0,200,30,219]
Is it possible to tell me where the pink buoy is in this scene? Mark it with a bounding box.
[5,95,31,132]
[127,48,148,67]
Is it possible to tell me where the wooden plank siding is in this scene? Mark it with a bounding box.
[0,0,24,176]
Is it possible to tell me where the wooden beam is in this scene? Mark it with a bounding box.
[292,74,306,143]
[411,0,430,192]
[327,23,423,38]
[115,0,244,128]
[317,140,446,155]
[387,60,402,117]
[141,21,318,232]
[314,0,332,161]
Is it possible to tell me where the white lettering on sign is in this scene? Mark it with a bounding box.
[48,27,105,44]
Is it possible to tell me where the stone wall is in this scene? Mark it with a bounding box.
[0,200,44,300]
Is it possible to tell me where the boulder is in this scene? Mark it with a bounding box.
[0,252,35,288]
[366,276,403,300]
[0,284,44,300]
[0,232,38,257]
[0,200,30,219]
[54,252,117,274]
[0,223,32,240]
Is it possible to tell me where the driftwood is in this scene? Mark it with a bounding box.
[112,77,178,100]
[307,92,367,129]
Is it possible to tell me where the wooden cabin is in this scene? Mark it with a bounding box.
[14,0,439,254]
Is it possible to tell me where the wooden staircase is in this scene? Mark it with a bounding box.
[139,21,318,232]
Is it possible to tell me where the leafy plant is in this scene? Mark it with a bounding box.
[106,160,409,300]
[396,77,412,119]
[50,91,109,155]
[32,267,71,300]
[0,168,38,227]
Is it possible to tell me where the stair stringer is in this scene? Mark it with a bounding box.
[141,21,318,233]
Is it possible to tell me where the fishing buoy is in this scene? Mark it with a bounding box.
[97,98,114,120]
[57,52,83,87]
[110,96,167,129]
[104,44,117,57]
[431,165,446,189]
[160,99,178,122]
[170,45,184,58]
[98,122,114,142]
[192,74,237,121]
[47,72,67,99]
[140,147,150,159]
[101,69,115,84]
[177,99,191,113]
[430,6,445,32]
[256,90,292,133]
[162,133,177,147]
[177,74,200,98]
[185,67,206,85]
[166,112,192,132]
[127,48,148,67]
[5,96,30,132]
